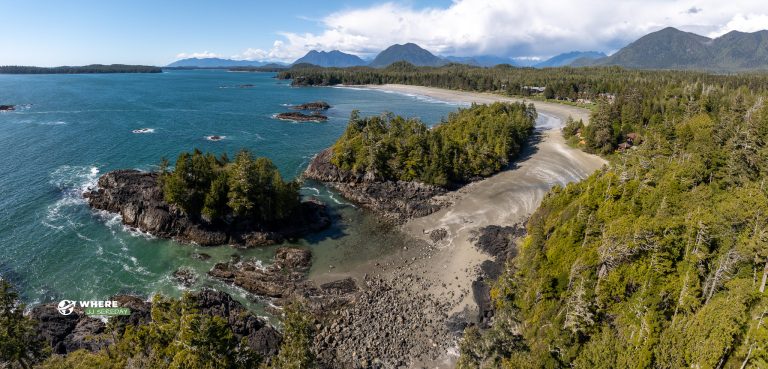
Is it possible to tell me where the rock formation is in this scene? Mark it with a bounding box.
[304,148,449,222]
[84,170,330,247]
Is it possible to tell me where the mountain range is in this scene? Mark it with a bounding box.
[165,58,287,68]
[166,27,768,71]
[576,27,768,71]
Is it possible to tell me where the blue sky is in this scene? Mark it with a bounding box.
[2,0,767,66]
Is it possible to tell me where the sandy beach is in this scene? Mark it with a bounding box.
[310,84,607,367]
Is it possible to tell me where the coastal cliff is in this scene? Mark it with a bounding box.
[304,148,449,222]
[30,289,281,357]
[84,170,330,246]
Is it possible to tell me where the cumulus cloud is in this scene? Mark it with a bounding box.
[174,51,219,59]
[248,0,768,61]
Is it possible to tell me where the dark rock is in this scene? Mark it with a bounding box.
[191,252,211,260]
[209,247,312,298]
[289,101,331,111]
[474,224,525,260]
[192,289,281,357]
[173,267,198,287]
[275,111,328,122]
[208,248,358,316]
[84,170,330,247]
[304,148,449,222]
[320,278,358,295]
[470,224,526,328]
[29,305,109,354]
[429,228,448,243]
[0,105,15,111]
[29,290,281,358]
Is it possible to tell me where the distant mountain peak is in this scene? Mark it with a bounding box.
[582,27,768,71]
[292,50,366,68]
[369,43,446,68]
[535,51,606,68]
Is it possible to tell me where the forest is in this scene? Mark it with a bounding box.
[455,73,768,368]
[330,102,536,186]
[0,64,162,74]
[160,149,300,223]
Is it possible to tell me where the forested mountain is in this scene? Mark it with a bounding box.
[292,50,367,67]
[536,51,606,67]
[583,27,768,71]
[165,58,279,68]
[444,55,517,67]
[369,43,447,68]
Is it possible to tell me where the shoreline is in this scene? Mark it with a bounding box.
[309,84,607,367]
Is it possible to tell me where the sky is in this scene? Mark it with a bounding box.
[1,0,767,66]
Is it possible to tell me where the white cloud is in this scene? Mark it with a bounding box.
[708,13,768,37]
[174,51,219,59]
[248,0,768,60]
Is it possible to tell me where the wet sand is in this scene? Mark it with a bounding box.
[310,84,606,367]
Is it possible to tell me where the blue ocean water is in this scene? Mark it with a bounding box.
[0,70,463,310]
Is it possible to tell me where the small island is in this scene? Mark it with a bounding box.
[304,102,537,221]
[0,64,162,74]
[290,101,331,111]
[0,105,14,111]
[275,111,328,122]
[84,149,330,246]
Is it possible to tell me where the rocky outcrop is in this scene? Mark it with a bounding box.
[209,247,312,298]
[289,101,331,111]
[304,148,449,222]
[208,247,358,315]
[471,224,525,328]
[29,290,281,357]
[275,112,328,122]
[84,170,330,247]
[0,105,14,111]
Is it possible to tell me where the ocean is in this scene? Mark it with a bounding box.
[0,70,464,312]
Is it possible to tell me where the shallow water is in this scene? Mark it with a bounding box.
[0,70,464,312]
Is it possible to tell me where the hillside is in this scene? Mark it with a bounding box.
[292,50,366,67]
[586,27,768,71]
[166,58,277,68]
[536,51,606,67]
[369,43,446,68]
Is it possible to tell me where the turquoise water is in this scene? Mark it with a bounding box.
[0,70,462,309]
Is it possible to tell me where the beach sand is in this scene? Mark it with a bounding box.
[310,85,606,367]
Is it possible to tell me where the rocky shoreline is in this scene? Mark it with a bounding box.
[304,148,451,222]
[30,289,281,357]
[84,170,331,247]
[275,111,328,122]
[208,247,359,315]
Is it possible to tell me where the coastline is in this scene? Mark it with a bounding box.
[309,84,607,367]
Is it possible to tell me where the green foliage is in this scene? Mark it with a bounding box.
[0,280,48,369]
[37,293,262,369]
[331,102,536,186]
[458,79,768,367]
[266,302,316,369]
[162,149,299,222]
